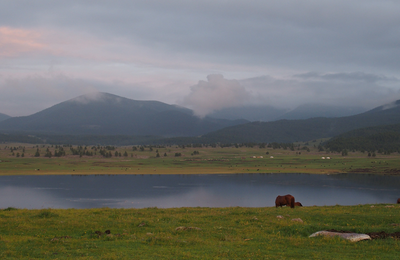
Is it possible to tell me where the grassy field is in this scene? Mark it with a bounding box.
[1,143,400,258]
[1,143,400,175]
[1,205,399,259]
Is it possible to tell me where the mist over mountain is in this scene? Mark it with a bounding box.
[208,106,288,122]
[208,104,367,122]
[275,104,367,120]
[201,100,400,143]
[0,92,247,137]
[1,92,399,145]
[0,113,11,122]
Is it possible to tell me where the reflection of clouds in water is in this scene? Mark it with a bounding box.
[120,183,386,208]
[0,186,74,209]
[34,187,70,190]
[295,187,382,206]
[118,188,232,208]
[1,174,399,209]
[115,187,270,208]
[1,184,393,209]
[66,198,132,208]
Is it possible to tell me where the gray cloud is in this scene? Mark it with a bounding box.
[240,72,400,109]
[70,91,109,104]
[1,1,400,117]
[180,74,252,117]
[294,72,399,83]
[1,1,400,73]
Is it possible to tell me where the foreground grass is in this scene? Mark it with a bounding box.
[1,205,399,259]
[1,144,400,175]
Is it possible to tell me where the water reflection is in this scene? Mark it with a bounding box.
[0,173,399,209]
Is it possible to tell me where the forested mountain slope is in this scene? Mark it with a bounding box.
[202,100,400,143]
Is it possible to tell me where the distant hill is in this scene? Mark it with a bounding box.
[0,113,11,122]
[275,104,366,120]
[2,94,399,146]
[201,100,400,143]
[323,123,400,152]
[0,92,248,137]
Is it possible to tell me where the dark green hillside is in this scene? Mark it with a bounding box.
[0,133,166,145]
[0,93,247,137]
[0,133,44,144]
[202,100,400,143]
[324,123,400,152]
[201,118,334,143]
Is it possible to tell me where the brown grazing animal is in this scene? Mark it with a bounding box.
[397,198,400,204]
[294,202,303,207]
[275,194,295,208]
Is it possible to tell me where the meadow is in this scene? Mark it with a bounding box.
[1,205,399,259]
[1,143,400,259]
[1,142,400,176]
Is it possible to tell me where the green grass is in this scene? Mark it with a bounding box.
[1,144,400,258]
[1,144,400,175]
[0,205,399,259]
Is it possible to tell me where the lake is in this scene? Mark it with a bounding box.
[0,173,399,209]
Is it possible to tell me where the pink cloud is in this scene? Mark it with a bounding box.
[0,27,46,57]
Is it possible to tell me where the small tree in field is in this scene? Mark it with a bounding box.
[45,150,52,158]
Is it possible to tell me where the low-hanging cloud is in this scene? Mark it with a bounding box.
[240,72,400,110]
[71,91,109,104]
[294,72,399,84]
[180,74,252,118]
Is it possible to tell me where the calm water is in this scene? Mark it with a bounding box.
[0,173,399,209]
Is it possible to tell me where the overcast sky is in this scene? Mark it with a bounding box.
[1,0,400,117]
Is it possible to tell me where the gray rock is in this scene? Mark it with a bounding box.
[309,231,371,242]
[291,218,303,223]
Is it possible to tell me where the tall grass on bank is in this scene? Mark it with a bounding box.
[1,205,399,259]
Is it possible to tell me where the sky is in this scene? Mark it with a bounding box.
[1,0,400,117]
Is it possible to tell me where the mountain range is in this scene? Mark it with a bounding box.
[0,92,399,145]
[201,100,400,143]
[0,93,247,137]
